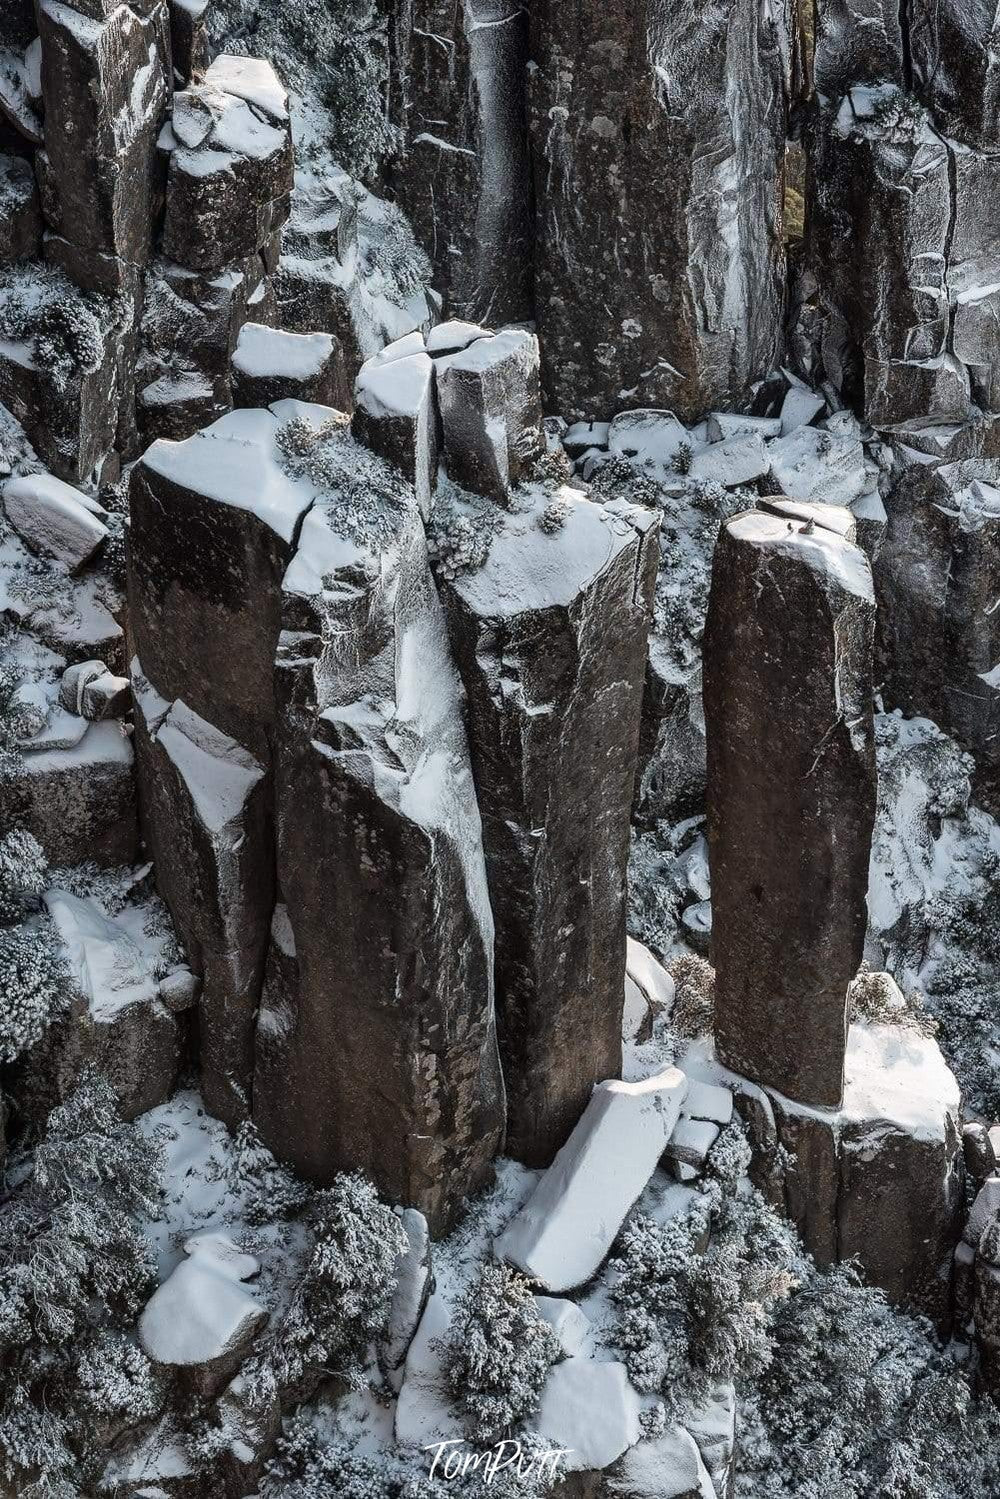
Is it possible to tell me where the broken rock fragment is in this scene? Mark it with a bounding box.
[352,345,438,517]
[435,328,543,504]
[704,499,877,1107]
[0,151,40,263]
[495,1068,688,1292]
[232,323,347,412]
[160,54,293,273]
[2,473,108,570]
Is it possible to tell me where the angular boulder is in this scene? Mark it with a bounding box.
[4,720,138,867]
[495,1068,688,1292]
[160,54,293,273]
[2,472,108,570]
[352,345,438,517]
[435,328,542,504]
[232,323,347,412]
[703,499,877,1107]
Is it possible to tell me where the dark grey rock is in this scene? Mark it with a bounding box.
[132,678,272,1128]
[169,0,210,82]
[255,427,504,1233]
[352,343,438,516]
[704,499,876,1107]
[232,323,348,412]
[160,55,293,273]
[439,484,659,1164]
[527,0,792,421]
[3,721,138,867]
[436,329,543,505]
[876,459,1000,783]
[386,0,533,326]
[37,0,170,271]
[0,150,40,262]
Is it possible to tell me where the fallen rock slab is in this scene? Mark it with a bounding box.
[495,1068,688,1292]
[537,1357,642,1474]
[3,472,108,569]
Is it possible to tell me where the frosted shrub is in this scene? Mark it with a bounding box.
[0,923,70,1066]
[669,953,715,1039]
[0,266,110,391]
[358,198,432,304]
[0,1074,163,1495]
[849,964,937,1037]
[445,1259,561,1442]
[243,1171,407,1404]
[427,497,497,580]
[0,829,48,923]
[225,1117,310,1225]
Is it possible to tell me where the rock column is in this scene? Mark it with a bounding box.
[526,0,793,420]
[703,498,877,1106]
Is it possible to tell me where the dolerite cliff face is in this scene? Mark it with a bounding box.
[387,0,795,417]
[5,0,1000,1490]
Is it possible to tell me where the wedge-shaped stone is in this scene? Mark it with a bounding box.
[436,328,542,504]
[352,347,438,517]
[132,675,272,1127]
[495,1068,688,1292]
[704,500,876,1107]
[3,472,108,569]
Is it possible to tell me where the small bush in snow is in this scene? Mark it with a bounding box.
[225,1118,310,1225]
[445,1259,562,1442]
[426,497,497,580]
[0,829,48,923]
[243,1171,407,1405]
[849,964,937,1037]
[668,953,715,1039]
[0,922,70,1067]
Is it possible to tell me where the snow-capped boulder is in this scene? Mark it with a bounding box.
[439,482,659,1164]
[535,1357,642,1473]
[394,1290,454,1450]
[3,473,108,570]
[44,888,180,1119]
[605,1422,716,1497]
[6,720,138,867]
[688,432,769,487]
[534,1295,592,1357]
[703,499,876,1107]
[232,322,347,412]
[139,1232,268,1397]
[495,1068,688,1292]
[353,346,438,517]
[436,328,543,503]
[160,54,293,273]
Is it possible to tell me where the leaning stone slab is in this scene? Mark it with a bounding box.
[704,499,876,1107]
[440,484,659,1164]
[495,1068,688,1292]
[132,676,272,1127]
[604,1422,716,1498]
[379,1208,433,1389]
[435,328,543,503]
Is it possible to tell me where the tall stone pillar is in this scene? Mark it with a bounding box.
[526,0,793,420]
[703,498,877,1106]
